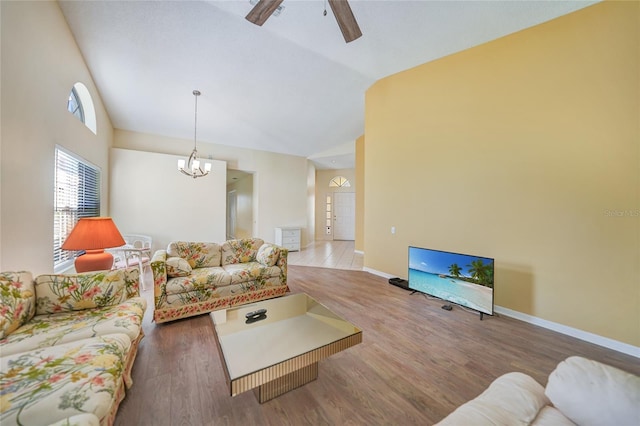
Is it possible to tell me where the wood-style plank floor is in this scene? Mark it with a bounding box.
[116,263,639,425]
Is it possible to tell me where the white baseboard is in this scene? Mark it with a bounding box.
[364,267,639,359]
[494,306,640,359]
[363,267,395,279]
[355,250,364,255]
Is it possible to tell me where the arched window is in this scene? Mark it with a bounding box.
[66,82,97,134]
[67,87,84,122]
[329,176,351,188]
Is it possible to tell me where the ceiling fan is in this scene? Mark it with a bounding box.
[246,0,362,43]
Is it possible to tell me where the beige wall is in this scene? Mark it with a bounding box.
[110,148,227,251]
[355,135,365,252]
[0,1,113,275]
[0,0,311,273]
[306,161,316,247]
[364,1,639,347]
[315,168,356,240]
[227,173,254,239]
[0,0,3,267]
[114,129,310,246]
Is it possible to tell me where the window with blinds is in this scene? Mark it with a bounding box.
[54,147,100,271]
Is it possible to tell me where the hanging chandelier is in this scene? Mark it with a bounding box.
[178,90,211,178]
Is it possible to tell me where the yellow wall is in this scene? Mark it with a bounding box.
[355,135,365,252]
[0,1,113,275]
[364,1,639,346]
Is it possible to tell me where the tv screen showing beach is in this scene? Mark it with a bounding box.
[408,246,494,315]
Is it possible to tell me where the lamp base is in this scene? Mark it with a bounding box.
[74,249,114,273]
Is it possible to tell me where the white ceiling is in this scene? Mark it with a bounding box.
[58,0,597,169]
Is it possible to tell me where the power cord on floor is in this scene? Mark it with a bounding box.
[417,291,499,318]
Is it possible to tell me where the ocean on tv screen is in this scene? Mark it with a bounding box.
[408,246,494,315]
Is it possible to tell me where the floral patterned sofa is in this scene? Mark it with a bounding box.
[0,267,147,426]
[151,238,289,323]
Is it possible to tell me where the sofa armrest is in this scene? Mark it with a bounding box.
[151,250,168,310]
[122,265,142,298]
[545,356,640,426]
[0,271,35,339]
[276,246,288,285]
[436,372,549,425]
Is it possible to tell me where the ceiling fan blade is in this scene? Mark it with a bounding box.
[246,0,284,26]
[328,0,362,43]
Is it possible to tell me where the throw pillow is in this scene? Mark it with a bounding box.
[166,257,193,277]
[35,269,127,315]
[0,271,36,339]
[256,244,281,267]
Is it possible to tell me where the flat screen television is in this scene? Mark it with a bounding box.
[408,246,494,315]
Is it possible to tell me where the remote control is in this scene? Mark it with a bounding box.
[245,308,267,319]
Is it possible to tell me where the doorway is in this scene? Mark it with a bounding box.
[333,192,355,240]
[226,190,237,240]
[226,170,254,239]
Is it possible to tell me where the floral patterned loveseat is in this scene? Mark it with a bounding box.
[0,267,147,426]
[151,238,289,323]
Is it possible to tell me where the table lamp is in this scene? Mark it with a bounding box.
[61,217,126,272]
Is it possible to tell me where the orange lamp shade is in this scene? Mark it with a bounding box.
[61,217,126,272]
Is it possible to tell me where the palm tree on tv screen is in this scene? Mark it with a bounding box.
[448,263,462,277]
[467,259,493,287]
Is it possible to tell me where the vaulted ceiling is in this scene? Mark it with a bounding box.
[58,0,596,169]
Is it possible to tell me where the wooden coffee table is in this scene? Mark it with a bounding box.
[210,293,362,403]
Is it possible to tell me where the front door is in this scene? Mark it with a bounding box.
[333,192,355,240]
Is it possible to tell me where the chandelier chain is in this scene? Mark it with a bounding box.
[193,90,200,152]
[177,89,210,179]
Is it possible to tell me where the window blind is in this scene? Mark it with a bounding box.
[54,147,100,270]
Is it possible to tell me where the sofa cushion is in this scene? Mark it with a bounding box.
[0,297,146,357]
[166,257,192,277]
[0,333,130,426]
[256,244,281,267]
[222,262,281,284]
[0,271,35,339]
[35,269,128,315]
[47,413,101,426]
[435,372,549,425]
[532,406,576,425]
[165,267,231,295]
[221,238,265,265]
[545,356,640,426]
[167,242,222,268]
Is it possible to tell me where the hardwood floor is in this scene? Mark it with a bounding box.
[116,265,639,425]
